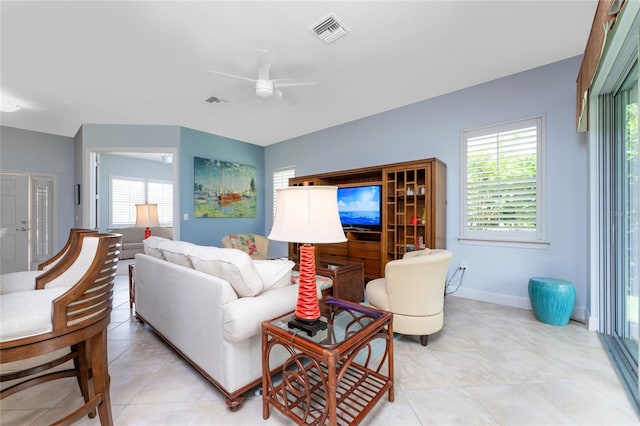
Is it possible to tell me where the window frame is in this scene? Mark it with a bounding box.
[109,175,173,228]
[273,166,295,218]
[460,115,548,248]
[31,175,55,262]
[147,179,174,225]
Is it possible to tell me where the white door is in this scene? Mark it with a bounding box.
[1,174,29,273]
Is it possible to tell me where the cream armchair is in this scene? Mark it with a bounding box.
[365,249,452,346]
[221,233,269,259]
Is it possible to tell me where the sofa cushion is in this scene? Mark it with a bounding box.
[253,259,295,292]
[159,240,196,268]
[0,270,42,294]
[187,246,264,297]
[151,226,173,240]
[0,287,69,341]
[222,284,299,343]
[143,236,169,259]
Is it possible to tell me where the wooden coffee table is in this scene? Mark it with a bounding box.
[261,298,394,425]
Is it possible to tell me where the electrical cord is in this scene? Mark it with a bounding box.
[445,266,466,295]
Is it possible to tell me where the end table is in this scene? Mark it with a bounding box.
[262,297,394,425]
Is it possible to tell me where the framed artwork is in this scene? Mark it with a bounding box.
[194,157,257,218]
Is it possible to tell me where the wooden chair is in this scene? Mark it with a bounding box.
[37,228,95,271]
[0,233,122,425]
[1,228,97,295]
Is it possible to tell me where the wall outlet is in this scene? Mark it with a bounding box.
[459,262,467,270]
[183,213,188,220]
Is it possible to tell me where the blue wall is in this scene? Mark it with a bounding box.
[265,56,588,317]
[98,154,173,231]
[2,55,589,316]
[179,127,265,248]
[77,124,266,249]
[0,126,76,251]
[77,124,181,233]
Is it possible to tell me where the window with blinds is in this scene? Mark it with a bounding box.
[273,167,295,217]
[148,180,173,224]
[32,177,53,260]
[110,177,173,227]
[461,116,545,244]
[111,177,145,226]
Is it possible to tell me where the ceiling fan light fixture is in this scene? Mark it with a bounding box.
[256,80,274,98]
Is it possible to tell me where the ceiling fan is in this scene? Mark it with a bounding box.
[208,50,317,101]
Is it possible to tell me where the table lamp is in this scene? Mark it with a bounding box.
[135,202,160,239]
[268,186,346,336]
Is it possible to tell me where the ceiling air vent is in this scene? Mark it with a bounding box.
[205,96,226,104]
[310,14,349,44]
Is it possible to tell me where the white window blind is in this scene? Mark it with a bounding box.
[273,167,295,217]
[32,177,53,260]
[111,177,173,227]
[462,116,545,244]
[111,177,145,226]
[148,180,173,225]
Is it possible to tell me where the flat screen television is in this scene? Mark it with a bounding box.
[336,185,382,231]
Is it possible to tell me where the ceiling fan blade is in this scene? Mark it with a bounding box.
[231,86,256,102]
[272,77,318,88]
[207,70,256,83]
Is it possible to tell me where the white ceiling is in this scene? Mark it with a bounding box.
[0,1,597,147]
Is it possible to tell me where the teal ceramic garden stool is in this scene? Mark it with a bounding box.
[528,277,575,326]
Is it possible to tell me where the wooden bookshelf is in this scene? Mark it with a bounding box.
[288,158,446,280]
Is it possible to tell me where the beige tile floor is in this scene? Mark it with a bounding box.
[2,273,639,425]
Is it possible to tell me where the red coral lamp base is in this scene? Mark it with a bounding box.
[288,244,327,336]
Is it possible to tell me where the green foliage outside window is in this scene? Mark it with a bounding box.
[466,126,537,232]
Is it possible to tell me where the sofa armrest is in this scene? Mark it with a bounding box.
[222,285,299,343]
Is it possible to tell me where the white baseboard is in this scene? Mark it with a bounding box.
[449,287,587,324]
[588,315,599,331]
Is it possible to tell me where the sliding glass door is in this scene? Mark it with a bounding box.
[598,60,640,412]
[612,64,639,367]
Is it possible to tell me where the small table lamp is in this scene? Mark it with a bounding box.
[268,186,346,336]
[135,203,160,239]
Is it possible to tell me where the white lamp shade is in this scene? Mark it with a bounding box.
[269,186,347,244]
[135,203,160,228]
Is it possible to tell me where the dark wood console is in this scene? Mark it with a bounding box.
[289,158,446,280]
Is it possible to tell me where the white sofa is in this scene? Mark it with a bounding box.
[133,237,310,410]
[109,226,173,259]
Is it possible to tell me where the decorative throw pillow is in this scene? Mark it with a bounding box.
[143,236,169,259]
[158,240,196,268]
[253,259,295,292]
[187,246,264,297]
[229,233,258,256]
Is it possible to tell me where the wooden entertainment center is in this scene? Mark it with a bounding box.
[289,157,446,280]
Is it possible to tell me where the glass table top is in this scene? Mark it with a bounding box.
[268,297,387,347]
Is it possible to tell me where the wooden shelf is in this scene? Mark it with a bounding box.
[289,158,446,279]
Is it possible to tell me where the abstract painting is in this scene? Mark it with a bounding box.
[194,157,257,218]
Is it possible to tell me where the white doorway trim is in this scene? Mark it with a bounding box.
[85,148,179,238]
[0,170,58,271]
